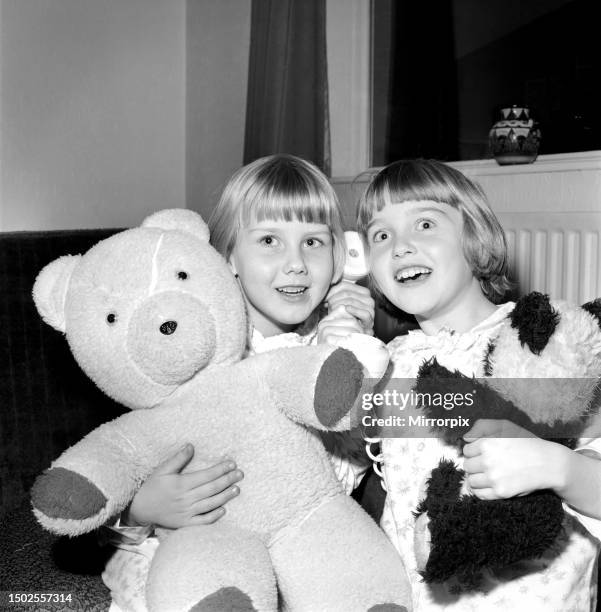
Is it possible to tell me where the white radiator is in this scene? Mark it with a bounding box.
[500,212,601,305]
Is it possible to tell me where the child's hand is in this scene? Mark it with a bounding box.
[325,281,375,335]
[462,419,564,500]
[316,309,364,345]
[125,444,243,528]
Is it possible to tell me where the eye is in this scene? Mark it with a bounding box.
[106,313,117,324]
[259,235,279,247]
[416,219,435,231]
[177,271,188,280]
[304,237,323,248]
[372,230,389,243]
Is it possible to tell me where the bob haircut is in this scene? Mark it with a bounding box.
[357,159,511,303]
[209,154,346,282]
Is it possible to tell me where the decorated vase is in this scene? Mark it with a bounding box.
[489,106,541,165]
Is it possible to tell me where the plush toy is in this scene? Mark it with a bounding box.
[412,292,601,589]
[30,210,411,612]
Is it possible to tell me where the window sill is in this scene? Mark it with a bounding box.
[332,150,601,219]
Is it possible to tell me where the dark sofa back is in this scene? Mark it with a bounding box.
[0,229,126,518]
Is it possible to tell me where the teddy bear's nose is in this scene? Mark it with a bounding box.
[160,320,178,335]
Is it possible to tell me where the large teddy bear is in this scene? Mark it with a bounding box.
[411,292,601,588]
[30,210,411,612]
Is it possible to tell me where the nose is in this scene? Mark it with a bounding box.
[160,320,177,335]
[284,246,307,274]
[392,233,415,258]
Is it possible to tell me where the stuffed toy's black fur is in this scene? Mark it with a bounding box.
[415,460,562,588]
[412,292,601,589]
[509,290,560,354]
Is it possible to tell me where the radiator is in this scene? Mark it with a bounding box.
[507,229,599,303]
[500,212,601,305]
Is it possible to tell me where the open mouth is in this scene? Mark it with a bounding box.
[394,266,432,283]
[276,286,308,296]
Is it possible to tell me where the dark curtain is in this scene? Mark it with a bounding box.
[244,0,330,175]
[385,0,458,161]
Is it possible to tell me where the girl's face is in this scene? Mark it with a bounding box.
[229,217,335,337]
[366,200,485,330]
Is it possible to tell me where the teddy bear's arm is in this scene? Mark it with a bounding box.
[31,408,183,536]
[250,345,366,431]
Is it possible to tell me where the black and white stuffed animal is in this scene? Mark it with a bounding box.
[413,292,601,588]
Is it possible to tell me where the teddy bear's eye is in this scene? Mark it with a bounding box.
[106,313,117,324]
[177,271,188,280]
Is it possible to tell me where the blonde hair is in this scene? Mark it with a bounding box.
[357,159,511,303]
[209,154,346,281]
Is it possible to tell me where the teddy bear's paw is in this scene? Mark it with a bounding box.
[31,467,107,521]
[189,587,257,612]
[367,605,408,612]
[314,348,363,427]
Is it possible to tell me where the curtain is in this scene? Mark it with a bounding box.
[244,0,330,175]
[385,0,458,161]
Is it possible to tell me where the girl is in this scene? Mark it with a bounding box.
[358,159,601,611]
[103,154,375,611]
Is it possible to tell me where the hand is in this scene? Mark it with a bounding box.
[125,444,243,528]
[325,281,375,335]
[462,419,563,500]
[316,309,364,345]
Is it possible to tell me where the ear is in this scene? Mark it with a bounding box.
[582,298,601,329]
[142,209,210,242]
[32,255,81,332]
[509,291,559,354]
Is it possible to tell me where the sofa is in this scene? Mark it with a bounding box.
[0,227,386,611]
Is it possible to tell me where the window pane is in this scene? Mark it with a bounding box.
[372,0,601,163]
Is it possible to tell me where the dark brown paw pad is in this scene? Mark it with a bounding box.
[368,605,408,612]
[31,467,107,520]
[190,587,256,612]
[315,348,363,426]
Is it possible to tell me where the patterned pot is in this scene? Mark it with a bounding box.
[489,106,541,165]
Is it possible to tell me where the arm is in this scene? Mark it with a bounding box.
[463,420,601,519]
[550,442,601,519]
[248,345,366,431]
[32,407,193,535]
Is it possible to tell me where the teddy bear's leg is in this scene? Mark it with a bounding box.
[270,494,411,612]
[417,459,565,589]
[146,523,277,612]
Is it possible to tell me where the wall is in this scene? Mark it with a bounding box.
[0,0,186,231]
[0,0,365,230]
[0,0,251,231]
[186,0,250,221]
[326,0,370,178]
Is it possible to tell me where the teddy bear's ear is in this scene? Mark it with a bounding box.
[582,299,601,329]
[32,255,81,333]
[141,209,210,242]
[509,291,559,354]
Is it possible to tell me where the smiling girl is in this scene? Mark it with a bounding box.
[103,154,375,611]
[358,159,601,611]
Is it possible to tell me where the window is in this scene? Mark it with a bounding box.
[371,0,600,164]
